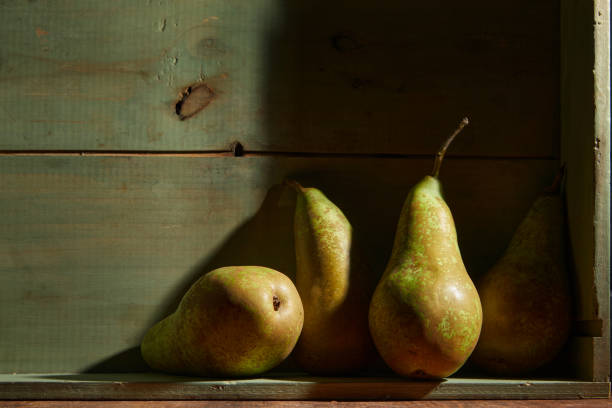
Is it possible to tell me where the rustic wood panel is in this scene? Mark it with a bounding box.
[560,0,610,382]
[0,0,559,156]
[0,374,609,400]
[0,155,558,373]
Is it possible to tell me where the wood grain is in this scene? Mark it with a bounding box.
[560,0,610,382]
[0,374,609,400]
[0,0,559,156]
[0,0,608,399]
[591,0,610,385]
[0,155,558,373]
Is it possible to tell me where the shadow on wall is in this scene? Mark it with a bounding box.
[83,183,298,373]
[80,0,461,374]
[83,0,560,378]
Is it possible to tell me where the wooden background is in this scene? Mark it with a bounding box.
[0,0,602,382]
[0,0,559,155]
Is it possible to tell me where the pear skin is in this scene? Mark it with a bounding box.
[368,118,482,379]
[471,179,571,376]
[141,266,304,377]
[289,182,375,374]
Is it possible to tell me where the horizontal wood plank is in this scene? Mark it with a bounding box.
[0,374,609,400]
[0,0,559,156]
[0,155,560,373]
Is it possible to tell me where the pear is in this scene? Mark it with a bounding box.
[141,266,304,377]
[368,118,482,379]
[288,181,375,374]
[470,170,571,375]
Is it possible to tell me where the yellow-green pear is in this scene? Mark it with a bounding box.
[470,171,571,375]
[141,266,304,377]
[369,118,482,379]
[288,181,375,374]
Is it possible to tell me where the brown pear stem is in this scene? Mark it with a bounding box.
[543,164,566,194]
[431,117,469,178]
[284,179,305,193]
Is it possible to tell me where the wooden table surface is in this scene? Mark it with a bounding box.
[2,400,611,408]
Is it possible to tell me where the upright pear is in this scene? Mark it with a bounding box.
[288,181,375,374]
[470,171,571,375]
[369,118,482,379]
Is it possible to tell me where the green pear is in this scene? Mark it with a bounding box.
[369,118,482,379]
[288,181,375,374]
[141,266,304,377]
[470,171,571,375]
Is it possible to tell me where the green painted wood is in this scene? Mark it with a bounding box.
[0,0,559,156]
[0,155,558,373]
[560,0,610,382]
[0,374,609,400]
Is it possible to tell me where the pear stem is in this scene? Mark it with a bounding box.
[284,179,305,193]
[543,164,566,194]
[431,117,469,178]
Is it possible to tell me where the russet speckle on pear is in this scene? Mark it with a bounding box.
[140,266,304,377]
[470,183,571,376]
[368,118,482,379]
[289,182,375,374]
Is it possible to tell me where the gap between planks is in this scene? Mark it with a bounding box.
[0,150,560,161]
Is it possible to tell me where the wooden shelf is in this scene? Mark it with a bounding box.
[0,0,608,403]
[0,373,609,400]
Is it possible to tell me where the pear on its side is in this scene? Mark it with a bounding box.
[288,182,375,375]
[369,118,482,379]
[470,171,571,375]
[141,266,304,377]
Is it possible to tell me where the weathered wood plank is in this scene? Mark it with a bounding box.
[0,0,559,156]
[0,156,559,373]
[560,0,610,382]
[0,374,609,400]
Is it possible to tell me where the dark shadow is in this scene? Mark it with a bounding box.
[81,176,390,375]
[83,0,563,388]
[151,183,298,321]
[261,0,559,158]
[36,372,208,383]
[83,347,149,373]
[83,183,299,374]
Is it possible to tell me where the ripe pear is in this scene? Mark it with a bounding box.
[368,118,482,379]
[288,181,375,374]
[470,171,571,375]
[141,266,304,377]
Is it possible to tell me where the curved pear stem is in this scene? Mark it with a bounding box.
[431,117,470,178]
[543,164,566,194]
[284,179,305,193]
